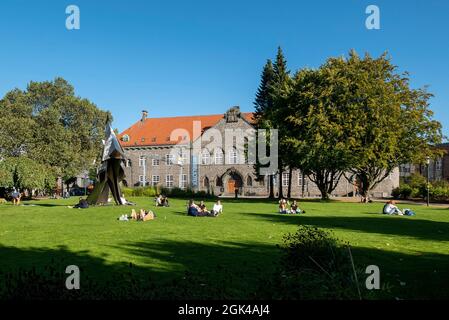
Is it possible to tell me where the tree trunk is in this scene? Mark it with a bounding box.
[268,175,274,199]
[278,172,284,199]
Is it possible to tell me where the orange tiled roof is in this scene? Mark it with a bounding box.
[118,112,254,147]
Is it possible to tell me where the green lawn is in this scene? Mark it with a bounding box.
[0,197,448,299]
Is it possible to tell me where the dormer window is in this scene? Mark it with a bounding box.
[121,134,130,142]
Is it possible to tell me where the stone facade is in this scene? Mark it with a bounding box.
[400,143,449,183]
[119,107,400,198]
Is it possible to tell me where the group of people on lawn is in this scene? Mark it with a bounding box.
[278,198,305,214]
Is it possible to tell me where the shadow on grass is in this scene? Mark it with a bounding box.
[1,238,448,299]
[239,212,449,242]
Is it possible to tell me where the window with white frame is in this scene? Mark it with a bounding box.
[282,172,289,187]
[214,149,223,165]
[139,155,146,167]
[165,154,174,165]
[180,174,187,189]
[201,149,210,165]
[228,148,238,164]
[121,134,130,142]
[152,175,160,186]
[166,175,174,188]
[152,158,160,166]
[179,148,187,164]
[125,159,132,167]
[298,172,303,186]
[139,175,145,185]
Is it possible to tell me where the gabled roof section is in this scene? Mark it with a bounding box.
[118,112,255,147]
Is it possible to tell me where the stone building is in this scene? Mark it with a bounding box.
[400,143,449,183]
[118,107,399,198]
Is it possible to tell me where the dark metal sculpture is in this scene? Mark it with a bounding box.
[87,123,126,205]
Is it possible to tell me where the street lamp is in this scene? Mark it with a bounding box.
[84,173,88,196]
[426,156,430,207]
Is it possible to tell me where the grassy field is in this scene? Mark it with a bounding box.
[0,197,448,299]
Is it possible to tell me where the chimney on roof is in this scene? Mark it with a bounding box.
[141,110,148,122]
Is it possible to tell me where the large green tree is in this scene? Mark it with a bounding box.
[0,78,111,190]
[323,51,442,200]
[253,59,276,198]
[0,157,55,191]
[278,50,442,200]
[282,68,353,199]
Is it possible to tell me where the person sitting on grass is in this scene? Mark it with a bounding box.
[198,201,210,214]
[68,197,89,209]
[187,200,215,217]
[290,200,305,214]
[155,194,163,206]
[120,194,135,205]
[383,200,403,215]
[187,199,200,216]
[161,195,170,207]
[155,195,170,207]
[11,189,21,206]
[279,198,288,214]
[211,200,223,216]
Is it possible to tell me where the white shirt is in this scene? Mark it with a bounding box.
[213,203,223,213]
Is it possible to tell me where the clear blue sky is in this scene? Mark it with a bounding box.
[0,0,448,137]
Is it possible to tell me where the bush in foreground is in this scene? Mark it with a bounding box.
[262,225,387,300]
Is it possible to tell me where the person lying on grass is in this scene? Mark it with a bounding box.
[187,200,217,217]
[118,209,156,221]
[67,197,89,209]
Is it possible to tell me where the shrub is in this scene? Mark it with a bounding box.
[265,226,387,299]
[121,186,158,198]
[392,184,413,199]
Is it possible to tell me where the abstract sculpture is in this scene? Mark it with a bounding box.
[87,123,126,205]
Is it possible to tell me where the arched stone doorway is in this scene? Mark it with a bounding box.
[221,168,243,195]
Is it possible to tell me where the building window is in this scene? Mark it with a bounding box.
[298,172,303,186]
[166,175,173,188]
[180,174,187,189]
[166,154,174,165]
[139,156,145,167]
[214,149,224,165]
[400,164,411,173]
[179,148,188,164]
[152,175,160,186]
[201,149,210,165]
[247,176,253,187]
[436,158,443,171]
[139,175,145,185]
[125,159,132,167]
[228,148,238,165]
[152,159,159,166]
[121,134,130,142]
[282,172,289,187]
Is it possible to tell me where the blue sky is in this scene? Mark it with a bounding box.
[0,0,448,137]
